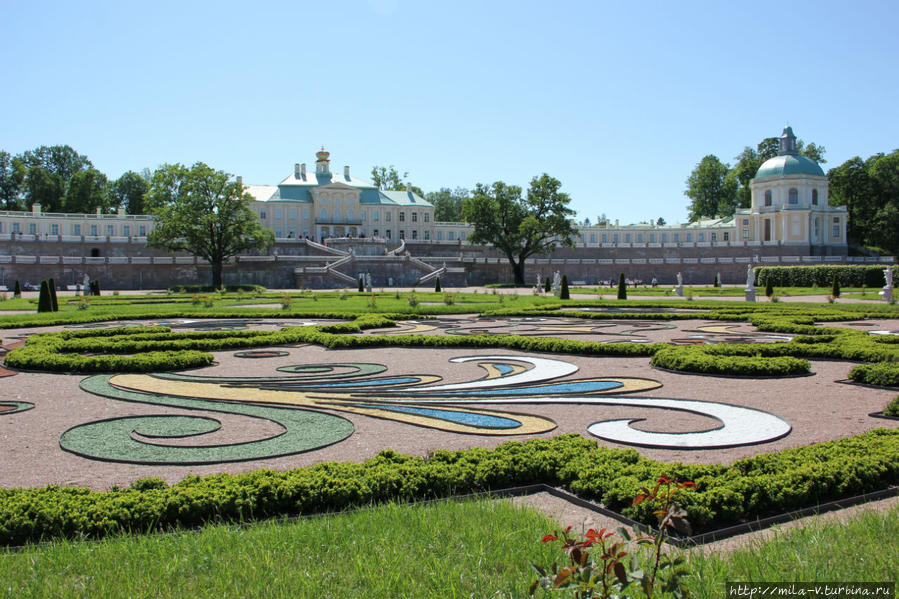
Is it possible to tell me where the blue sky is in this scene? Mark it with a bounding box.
[1,0,897,225]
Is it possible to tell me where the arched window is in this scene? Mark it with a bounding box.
[764,190,772,206]
[788,188,798,204]
[812,189,818,205]
[320,208,327,220]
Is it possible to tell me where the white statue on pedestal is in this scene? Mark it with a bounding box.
[745,265,755,290]
[552,271,562,296]
[881,267,894,302]
[675,272,684,297]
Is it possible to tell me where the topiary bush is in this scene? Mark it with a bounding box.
[617,273,627,300]
[544,277,551,293]
[559,275,569,300]
[765,279,774,298]
[849,362,899,387]
[884,396,899,417]
[48,278,59,311]
[434,276,441,292]
[832,275,841,298]
[37,280,52,313]
[13,280,20,298]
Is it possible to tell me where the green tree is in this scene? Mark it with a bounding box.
[65,168,109,213]
[559,275,569,300]
[21,145,93,211]
[108,171,150,214]
[462,174,576,286]
[656,217,666,226]
[685,155,737,221]
[828,156,876,247]
[828,150,899,254]
[37,280,52,313]
[617,273,627,299]
[867,151,899,254]
[0,151,26,211]
[146,163,274,289]
[425,187,468,222]
[370,165,424,197]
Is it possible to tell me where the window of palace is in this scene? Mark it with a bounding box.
[29,223,36,234]
[461,232,467,241]
[399,212,405,222]
[412,230,418,240]
[424,230,430,240]
[765,190,772,206]
[662,233,668,242]
[448,231,455,241]
[601,233,607,242]
[385,212,391,222]
[90,224,97,236]
[590,233,596,242]
[437,231,443,240]
[122,225,130,236]
[710,232,716,241]
[698,232,705,241]
[107,225,115,236]
[789,188,798,205]
[386,230,391,239]
[411,212,417,222]
[612,233,619,243]
[260,210,266,219]
[812,189,818,205]
[424,213,429,222]
[289,209,296,220]
[12,222,21,234]
[625,233,631,243]
[723,231,729,241]
[139,225,146,236]
[672,233,678,242]
[686,232,692,242]
[361,210,366,221]
[373,229,379,237]
[275,208,282,219]
[73,224,81,235]
[832,217,840,238]
[636,233,643,243]
[648,233,655,243]
[399,230,405,239]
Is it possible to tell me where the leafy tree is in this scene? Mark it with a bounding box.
[828,150,899,254]
[425,187,468,222]
[656,217,666,226]
[0,151,26,211]
[146,163,274,289]
[684,155,737,221]
[108,171,150,214]
[65,168,108,213]
[828,156,875,246]
[20,145,93,211]
[462,174,576,286]
[370,165,424,197]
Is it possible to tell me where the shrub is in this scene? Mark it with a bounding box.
[434,276,441,292]
[358,277,364,292]
[443,293,455,305]
[560,275,570,300]
[617,273,627,300]
[765,279,774,298]
[37,280,52,313]
[756,265,898,288]
[849,362,899,387]
[651,346,810,376]
[48,278,59,311]
[13,280,21,298]
[832,275,841,298]
[407,294,419,307]
[883,396,899,417]
[544,277,551,293]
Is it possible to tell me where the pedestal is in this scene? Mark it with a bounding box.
[676,286,684,297]
[880,287,893,302]
[744,288,756,302]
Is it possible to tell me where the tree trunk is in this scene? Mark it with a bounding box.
[512,260,526,287]
[211,260,223,290]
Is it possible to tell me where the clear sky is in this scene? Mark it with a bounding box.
[1,0,897,225]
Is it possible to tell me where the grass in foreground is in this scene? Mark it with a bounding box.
[0,499,558,599]
[3,496,899,599]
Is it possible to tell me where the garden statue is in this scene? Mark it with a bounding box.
[880,267,893,302]
[675,272,684,297]
[744,265,756,302]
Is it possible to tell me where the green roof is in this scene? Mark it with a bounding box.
[754,154,825,180]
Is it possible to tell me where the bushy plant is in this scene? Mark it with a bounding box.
[48,278,59,311]
[407,293,419,307]
[358,277,364,292]
[765,279,774,298]
[13,280,21,298]
[37,280,52,313]
[618,273,627,300]
[832,275,841,298]
[560,275,570,300]
[434,277,441,292]
[544,277,551,293]
[443,293,455,305]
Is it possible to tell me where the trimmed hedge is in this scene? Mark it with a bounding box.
[756,265,899,288]
[651,346,811,377]
[2,430,899,546]
[884,396,899,417]
[850,362,899,387]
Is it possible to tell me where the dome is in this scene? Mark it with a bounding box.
[754,153,825,180]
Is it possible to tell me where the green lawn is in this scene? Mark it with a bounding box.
[2,497,897,598]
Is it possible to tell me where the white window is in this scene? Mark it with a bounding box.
[260,210,266,219]
[73,224,81,235]
[122,225,130,236]
[303,208,310,220]
[13,222,21,234]
[448,231,455,241]
[412,212,417,222]
[399,230,405,239]
[29,223,36,234]
[90,224,97,236]
[788,188,798,205]
[411,230,418,240]
[347,209,354,221]
[385,212,391,222]
[424,213,429,222]
[373,211,379,222]
[424,230,430,240]
[399,212,405,222]
[107,225,114,236]
[50,224,59,235]
[723,232,729,241]
[743,219,749,226]
[832,217,840,238]
[139,225,146,236]
[790,215,801,236]
[743,227,750,239]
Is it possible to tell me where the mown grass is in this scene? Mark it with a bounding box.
[2,496,897,599]
[0,499,558,599]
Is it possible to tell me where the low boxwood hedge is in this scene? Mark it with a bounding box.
[850,362,899,387]
[2,429,898,546]
[650,346,811,377]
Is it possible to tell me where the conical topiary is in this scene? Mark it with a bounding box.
[37,280,52,313]
[358,277,364,292]
[714,274,720,287]
[832,275,841,298]
[617,273,627,300]
[93,280,101,296]
[48,277,59,311]
[544,277,551,292]
[13,280,21,298]
[765,279,774,298]
[435,276,441,292]
[560,275,570,300]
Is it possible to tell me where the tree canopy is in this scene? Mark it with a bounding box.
[108,170,150,215]
[370,165,424,197]
[829,150,899,255]
[425,187,468,222]
[463,174,576,286]
[146,163,274,288]
[684,155,737,221]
